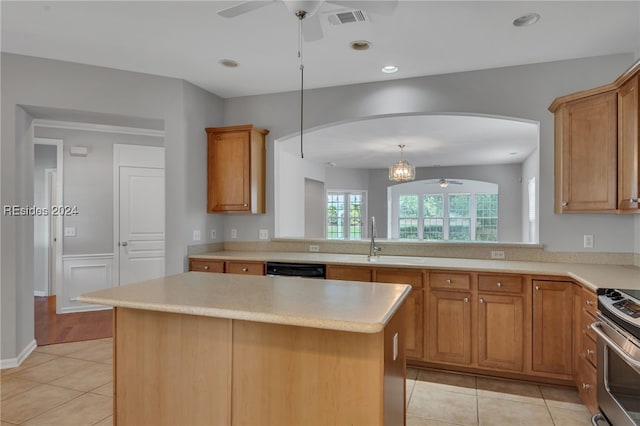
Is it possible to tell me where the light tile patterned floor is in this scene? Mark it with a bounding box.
[406,367,594,426]
[2,340,593,425]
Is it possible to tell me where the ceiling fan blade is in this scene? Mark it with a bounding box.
[217,1,274,18]
[328,0,397,15]
[303,14,324,42]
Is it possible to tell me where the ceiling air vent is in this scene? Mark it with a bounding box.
[328,10,368,25]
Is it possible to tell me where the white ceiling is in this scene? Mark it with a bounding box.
[2,1,639,99]
[279,114,539,168]
[2,1,638,168]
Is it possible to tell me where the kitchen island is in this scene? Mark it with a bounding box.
[79,272,411,426]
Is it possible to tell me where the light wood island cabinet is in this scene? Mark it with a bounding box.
[206,124,268,214]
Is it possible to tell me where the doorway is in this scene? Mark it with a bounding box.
[33,138,63,299]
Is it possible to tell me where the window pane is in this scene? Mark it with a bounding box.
[399,195,418,239]
[449,194,470,218]
[349,194,363,239]
[423,194,443,217]
[327,194,344,239]
[423,218,444,240]
[476,193,498,242]
[449,218,470,240]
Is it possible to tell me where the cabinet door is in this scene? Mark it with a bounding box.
[618,73,640,212]
[375,268,424,360]
[208,130,251,212]
[532,280,574,376]
[477,293,524,372]
[326,265,373,282]
[556,91,617,212]
[426,290,472,365]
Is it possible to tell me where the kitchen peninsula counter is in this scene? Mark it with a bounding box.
[79,272,410,426]
[190,250,640,291]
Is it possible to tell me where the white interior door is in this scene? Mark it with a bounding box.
[47,169,58,295]
[118,166,165,285]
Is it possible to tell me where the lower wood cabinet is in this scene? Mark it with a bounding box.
[189,259,225,273]
[326,264,373,281]
[477,293,524,371]
[532,279,575,378]
[576,287,599,413]
[427,289,472,365]
[189,259,265,276]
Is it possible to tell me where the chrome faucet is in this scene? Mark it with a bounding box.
[368,216,381,260]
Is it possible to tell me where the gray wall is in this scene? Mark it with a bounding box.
[225,53,637,253]
[1,53,224,363]
[33,128,164,255]
[33,144,57,294]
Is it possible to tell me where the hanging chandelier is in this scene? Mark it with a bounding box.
[388,144,415,182]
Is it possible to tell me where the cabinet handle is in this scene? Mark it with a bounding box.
[582,383,591,390]
[203,266,209,270]
[243,203,248,207]
[496,282,502,288]
[586,300,594,306]
[586,349,595,355]
[535,285,541,291]
[446,279,452,284]
[630,198,639,204]
[463,297,469,303]
[242,267,248,272]
[561,201,568,207]
[479,298,484,304]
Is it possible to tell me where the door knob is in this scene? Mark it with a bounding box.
[121,241,128,247]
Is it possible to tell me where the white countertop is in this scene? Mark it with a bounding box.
[191,251,640,291]
[78,272,411,333]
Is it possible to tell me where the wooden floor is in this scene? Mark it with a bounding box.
[34,296,113,346]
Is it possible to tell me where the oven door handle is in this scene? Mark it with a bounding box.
[591,322,640,368]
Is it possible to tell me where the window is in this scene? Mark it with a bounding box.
[528,177,536,242]
[391,182,498,241]
[476,193,498,241]
[326,191,366,239]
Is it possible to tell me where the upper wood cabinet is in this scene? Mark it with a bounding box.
[618,73,640,212]
[550,59,640,214]
[206,125,269,214]
[553,91,618,213]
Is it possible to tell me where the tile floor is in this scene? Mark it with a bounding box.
[2,339,593,425]
[406,367,593,426]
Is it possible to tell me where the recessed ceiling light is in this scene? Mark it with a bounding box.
[350,40,372,51]
[219,59,239,68]
[513,13,540,27]
[381,65,398,74]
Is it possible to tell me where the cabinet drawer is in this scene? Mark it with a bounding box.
[582,310,597,342]
[478,274,523,294]
[581,332,597,367]
[429,272,471,291]
[375,268,424,288]
[227,261,265,275]
[582,289,598,315]
[190,259,225,273]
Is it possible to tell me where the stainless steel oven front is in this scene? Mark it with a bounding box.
[593,289,640,426]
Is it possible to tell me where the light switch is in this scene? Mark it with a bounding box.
[64,227,76,237]
[193,230,201,241]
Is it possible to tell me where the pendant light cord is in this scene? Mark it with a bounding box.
[296,11,306,159]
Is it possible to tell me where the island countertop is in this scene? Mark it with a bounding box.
[78,272,412,333]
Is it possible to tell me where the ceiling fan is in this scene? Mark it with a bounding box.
[425,179,464,188]
[217,0,397,41]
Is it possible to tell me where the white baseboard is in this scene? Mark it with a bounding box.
[0,339,37,370]
[34,290,47,297]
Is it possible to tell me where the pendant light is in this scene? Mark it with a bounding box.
[389,144,415,182]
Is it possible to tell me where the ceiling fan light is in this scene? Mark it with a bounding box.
[439,179,449,188]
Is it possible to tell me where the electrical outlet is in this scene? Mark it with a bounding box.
[231,229,237,239]
[193,230,201,241]
[64,227,76,237]
[309,245,320,252]
[491,250,505,260]
[210,229,216,240]
[584,234,594,248]
[259,229,269,240]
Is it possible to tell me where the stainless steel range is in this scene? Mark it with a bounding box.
[592,289,640,426]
